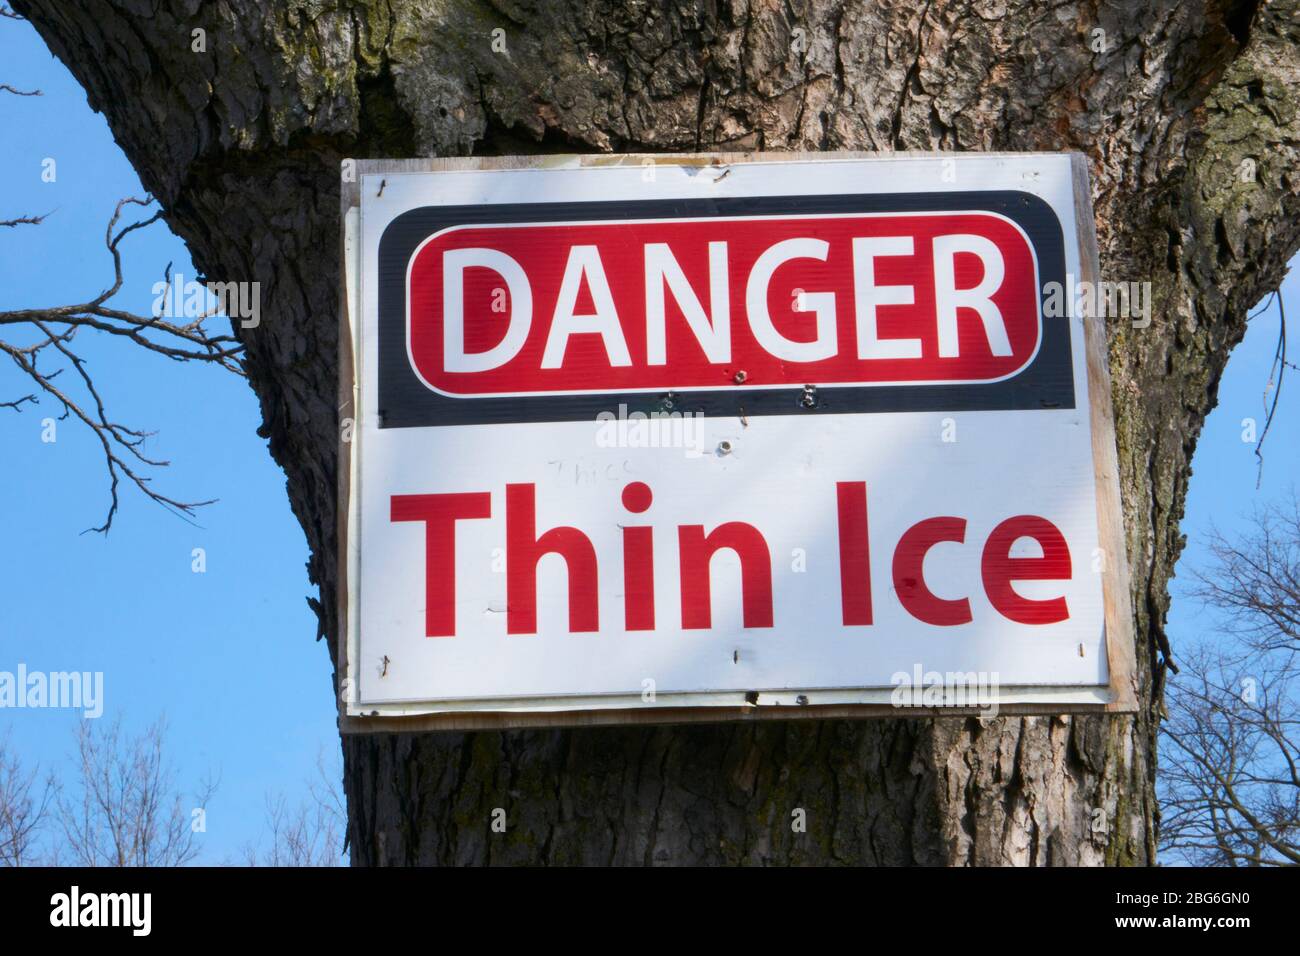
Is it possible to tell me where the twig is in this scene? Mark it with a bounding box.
[0,197,243,531]
[0,213,47,228]
[1255,289,1288,489]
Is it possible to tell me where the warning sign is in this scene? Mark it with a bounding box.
[339,153,1135,729]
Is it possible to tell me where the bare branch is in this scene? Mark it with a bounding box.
[1161,499,1300,865]
[240,751,346,867]
[0,197,246,532]
[57,718,214,867]
[0,213,47,228]
[1190,498,1300,656]
[0,393,35,411]
[1254,291,1290,488]
[0,732,57,866]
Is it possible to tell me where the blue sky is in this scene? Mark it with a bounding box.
[0,16,1296,864]
[1170,288,1299,593]
[0,18,338,863]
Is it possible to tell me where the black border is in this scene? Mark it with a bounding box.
[376,191,1071,427]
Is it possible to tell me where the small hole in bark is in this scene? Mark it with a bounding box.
[1225,0,1259,47]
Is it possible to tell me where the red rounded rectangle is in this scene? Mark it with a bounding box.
[406,212,1041,397]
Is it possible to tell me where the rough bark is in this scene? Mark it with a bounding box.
[15,0,1300,865]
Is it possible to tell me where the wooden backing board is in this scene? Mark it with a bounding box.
[336,151,1137,733]
[1071,153,1139,713]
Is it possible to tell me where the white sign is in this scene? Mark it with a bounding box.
[339,153,1135,728]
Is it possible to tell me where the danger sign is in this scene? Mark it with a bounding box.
[340,153,1135,729]
[407,212,1040,395]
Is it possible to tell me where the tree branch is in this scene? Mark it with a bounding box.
[0,197,245,532]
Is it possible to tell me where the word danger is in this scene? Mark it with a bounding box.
[407,212,1040,396]
[392,481,1073,636]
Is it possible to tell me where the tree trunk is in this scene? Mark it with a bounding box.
[16,0,1300,865]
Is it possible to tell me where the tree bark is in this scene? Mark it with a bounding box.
[16,0,1300,865]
